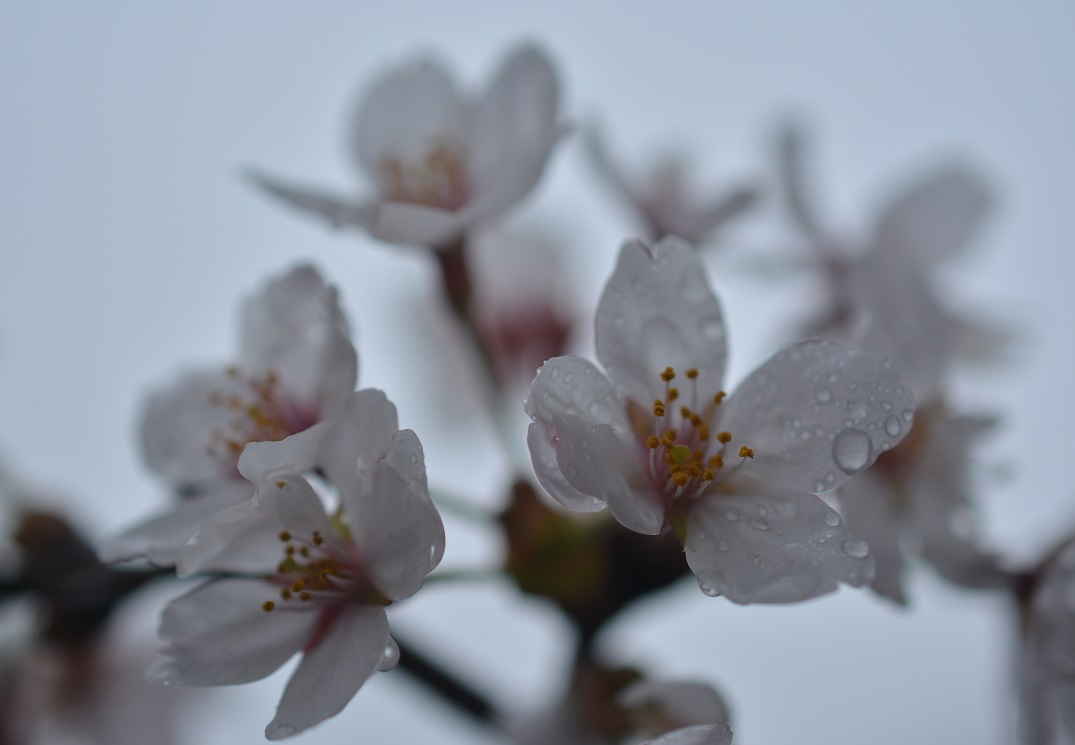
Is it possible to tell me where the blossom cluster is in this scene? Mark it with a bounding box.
[0,35,1064,745]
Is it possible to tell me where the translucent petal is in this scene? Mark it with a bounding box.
[524,356,632,513]
[149,579,314,686]
[836,470,908,605]
[366,201,467,248]
[245,169,371,230]
[684,483,874,604]
[870,163,992,267]
[641,724,734,745]
[551,414,663,535]
[265,606,390,740]
[351,58,466,183]
[349,437,445,601]
[319,389,400,500]
[98,481,252,567]
[596,238,727,407]
[139,368,248,487]
[239,264,357,415]
[719,340,914,496]
[620,680,729,730]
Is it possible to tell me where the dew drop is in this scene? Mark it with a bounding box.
[816,388,833,403]
[813,479,825,492]
[409,453,418,464]
[716,539,731,553]
[884,416,902,437]
[825,470,836,483]
[832,428,872,474]
[882,401,893,411]
[841,538,870,559]
[749,516,770,532]
[725,508,741,522]
[698,578,721,597]
[847,399,868,420]
[378,639,400,672]
[791,417,803,428]
[800,430,811,441]
[823,511,841,528]
[902,409,914,422]
[550,366,561,380]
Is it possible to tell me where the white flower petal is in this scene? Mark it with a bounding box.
[681,187,760,244]
[552,415,663,535]
[319,389,400,500]
[620,680,730,730]
[524,356,633,514]
[237,419,330,485]
[98,481,253,567]
[642,724,734,745]
[364,201,468,248]
[684,484,874,604]
[468,44,559,193]
[719,340,915,496]
[837,470,908,604]
[870,163,992,268]
[175,479,315,578]
[349,436,444,601]
[239,264,358,415]
[245,169,372,230]
[351,58,466,183]
[150,579,315,686]
[265,605,390,740]
[140,368,248,486]
[596,238,727,406]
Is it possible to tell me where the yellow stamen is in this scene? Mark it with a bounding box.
[686,368,699,379]
[660,367,676,382]
[739,446,755,459]
[653,400,666,417]
[708,454,724,469]
[278,531,291,542]
[262,601,275,612]
[646,436,660,449]
[668,388,680,401]
[713,391,727,405]
[717,431,732,444]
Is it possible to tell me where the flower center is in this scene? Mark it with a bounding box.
[208,367,315,467]
[641,366,753,501]
[378,137,469,210]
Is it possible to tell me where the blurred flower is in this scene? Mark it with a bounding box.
[839,402,1009,604]
[586,125,759,246]
[525,237,915,603]
[100,264,357,567]
[507,662,732,745]
[1015,539,1075,745]
[470,226,575,386]
[151,389,444,740]
[776,124,1011,384]
[249,43,569,249]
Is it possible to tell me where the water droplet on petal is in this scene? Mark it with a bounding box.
[841,538,870,559]
[881,401,893,411]
[902,409,915,422]
[697,578,721,597]
[823,511,841,528]
[725,508,741,522]
[800,429,811,441]
[378,639,400,672]
[847,399,867,420]
[813,479,825,492]
[816,388,833,403]
[716,539,731,553]
[749,516,770,531]
[832,428,872,474]
[884,416,902,437]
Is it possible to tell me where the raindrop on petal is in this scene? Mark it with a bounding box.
[716,539,731,552]
[816,388,833,403]
[823,511,841,528]
[832,428,872,474]
[841,538,870,559]
[697,578,721,597]
[378,639,400,672]
[884,416,902,437]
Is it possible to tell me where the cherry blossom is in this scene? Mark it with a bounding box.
[249,43,568,249]
[777,125,1009,389]
[149,389,444,740]
[100,264,357,567]
[585,125,757,247]
[525,237,915,603]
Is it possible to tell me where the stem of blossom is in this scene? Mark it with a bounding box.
[431,239,530,474]
[395,637,499,727]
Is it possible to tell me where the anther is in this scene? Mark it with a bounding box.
[739,446,755,459]
[278,531,291,542]
[673,472,690,487]
[717,431,732,444]
[686,368,699,379]
[708,454,724,469]
[280,589,292,600]
[699,426,710,440]
[713,391,727,405]
[660,367,676,382]
[285,546,296,556]
[299,591,312,602]
[680,406,691,419]
[312,532,324,546]
[702,468,715,481]
[653,400,666,417]
[646,436,660,449]
[668,388,680,401]
[262,601,275,612]
[291,580,305,592]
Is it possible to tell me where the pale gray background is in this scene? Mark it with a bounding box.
[2,2,1074,744]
